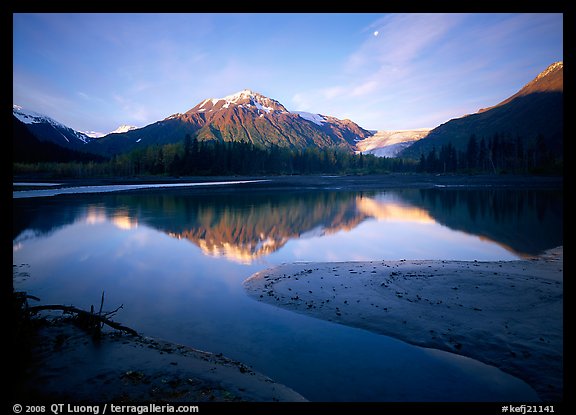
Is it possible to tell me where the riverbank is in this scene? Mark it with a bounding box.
[12,313,307,402]
[13,173,563,192]
[243,247,563,401]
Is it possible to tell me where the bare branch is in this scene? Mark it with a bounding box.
[28,304,138,336]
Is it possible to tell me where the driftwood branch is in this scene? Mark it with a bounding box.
[28,304,138,336]
[98,291,105,329]
[102,304,124,318]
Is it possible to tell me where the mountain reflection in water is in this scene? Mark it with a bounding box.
[13,186,562,263]
[12,184,562,402]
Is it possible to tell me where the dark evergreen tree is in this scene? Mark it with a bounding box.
[466,134,478,171]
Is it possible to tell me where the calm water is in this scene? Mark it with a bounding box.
[12,182,563,401]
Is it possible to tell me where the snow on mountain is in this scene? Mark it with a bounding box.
[530,61,563,86]
[293,112,327,126]
[80,124,138,139]
[223,89,261,103]
[356,129,432,157]
[13,104,62,127]
[189,89,288,114]
[13,104,92,144]
[82,130,106,138]
[223,89,287,113]
[361,142,416,158]
[91,89,373,156]
[110,124,138,134]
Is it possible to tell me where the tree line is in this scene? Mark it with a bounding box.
[109,134,415,176]
[417,133,562,175]
[14,135,415,178]
[14,132,561,178]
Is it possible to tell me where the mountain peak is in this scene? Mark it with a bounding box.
[188,89,288,114]
[478,61,563,113]
[13,104,92,146]
[110,124,138,134]
[535,61,563,81]
[400,61,563,160]
[523,61,563,93]
[223,89,259,101]
[13,104,55,125]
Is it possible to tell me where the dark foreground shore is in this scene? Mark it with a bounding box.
[12,314,307,403]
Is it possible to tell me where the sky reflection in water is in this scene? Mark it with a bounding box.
[13,186,561,401]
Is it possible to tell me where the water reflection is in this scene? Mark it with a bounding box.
[85,207,139,230]
[397,188,563,256]
[13,187,562,263]
[12,185,561,401]
[356,194,435,223]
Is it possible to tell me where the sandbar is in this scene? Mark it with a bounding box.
[244,247,563,401]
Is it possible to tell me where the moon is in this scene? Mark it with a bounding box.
[373,31,379,37]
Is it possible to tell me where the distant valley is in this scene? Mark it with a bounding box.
[356,129,432,158]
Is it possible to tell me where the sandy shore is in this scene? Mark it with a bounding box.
[244,247,563,401]
[15,318,307,402]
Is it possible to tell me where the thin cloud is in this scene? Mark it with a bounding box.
[14,13,562,134]
[350,80,380,97]
[347,13,464,72]
[291,13,466,124]
[291,13,562,130]
[112,94,153,124]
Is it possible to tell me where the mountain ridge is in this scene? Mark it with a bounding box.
[87,89,374,156]
[13,104,92,148]
[399,61,563,160]
[478,61,563,114]
[13,61,563,167]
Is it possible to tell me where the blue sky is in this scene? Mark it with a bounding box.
[13,13,563,135]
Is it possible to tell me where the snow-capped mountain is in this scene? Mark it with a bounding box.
[81,125,138,138]
[13,105,92,148]
[81,130,106,138]
[356,129,432,158]
[15,60,563,165]
[110,124,138,134]
[188,89,288,114]
[89,89,373,156]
